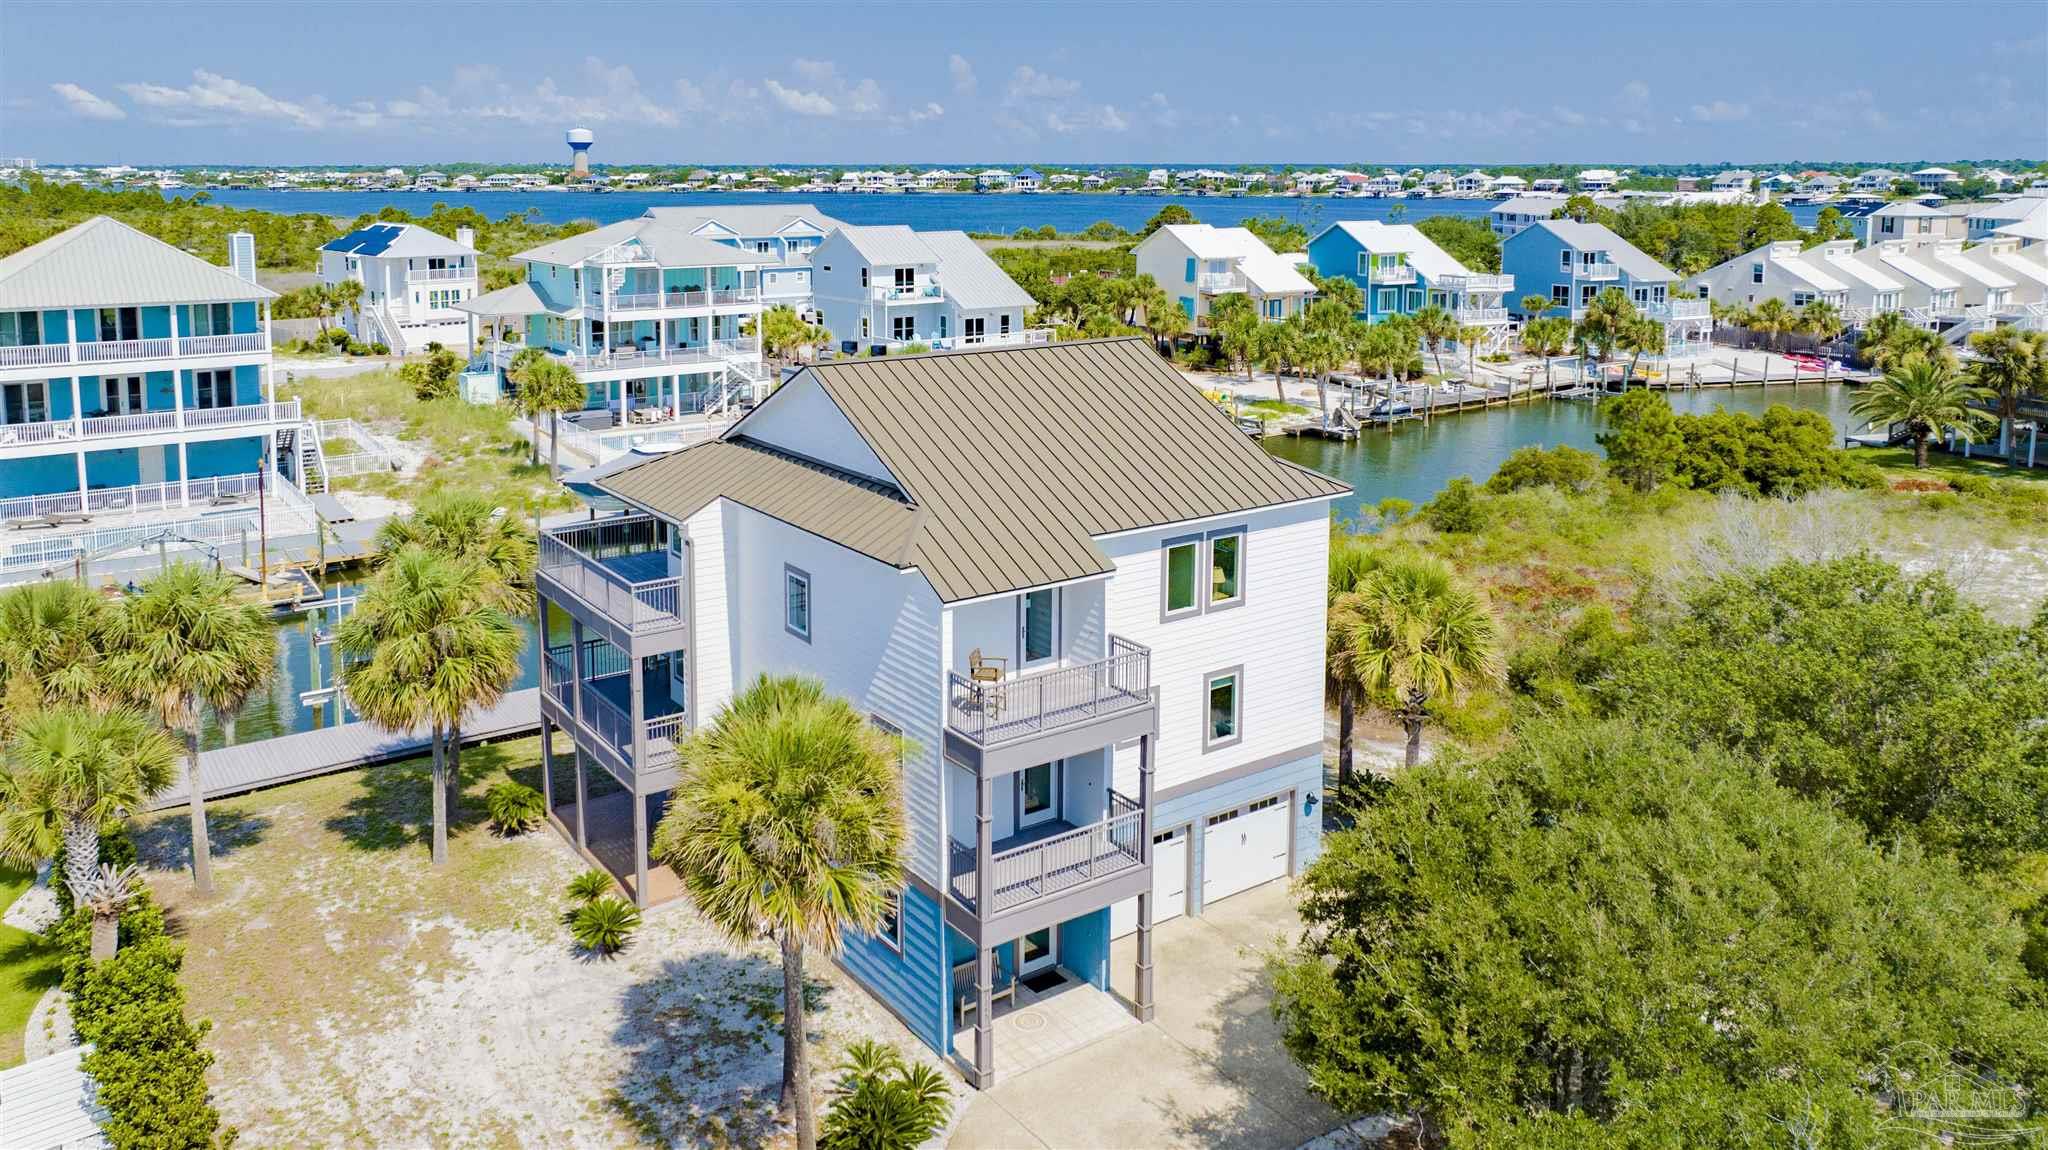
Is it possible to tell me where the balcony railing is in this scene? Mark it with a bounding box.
[1367,264,1417,284]
[0,472,267,524]
[1,399,299,449]
[541,640,688,770]
[1574,262,1621,281]
[1662,299,1710,321]
[870,280,944,303]
[950,789,1145,915]
[1196,271,1244,293]
[1437,273,1516,294]
[1454,307,1510,325]
[538,514,685,634]
[407,267,473,282]
[557,337,759,374]
[946,635,1150,746]
[0,332,269,370]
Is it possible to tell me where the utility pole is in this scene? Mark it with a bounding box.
[257,440,270,604]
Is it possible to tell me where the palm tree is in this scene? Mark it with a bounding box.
[103,564,276,895]
[1573,287,1638,366]
[507,347,551,467]
[1798,299,1845,349]
[1519,294,1554,320]
[1412,304,1456,378]
[331,277,365,337]
[1859,312,1948,375]
[0,580,110,731]
[1331,556,1502,769]
[1619,316,1666,382]
[1966,326,2047,464]
[1748,297,1794,352]
[0,706,178,903]
[1149,298,1190,357]
[1851,356,1992,468]
[1324,539,1383,794]
[337,548,523,866]
[73,863,146,961]
[1297,322,1348,425]
[516,357,589,479]
[752,305,830,376]
[653,675,906,1150]
[310,283,336,332]
[1261,314,1304,399]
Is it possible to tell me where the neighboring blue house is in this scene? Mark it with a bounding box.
[1500,219,1711,349]
[1304,221,1518,354]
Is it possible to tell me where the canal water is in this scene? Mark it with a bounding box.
[221,383,1852,742]
[1260,383,1857,526]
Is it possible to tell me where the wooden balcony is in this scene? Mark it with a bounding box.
[536,515,687,652]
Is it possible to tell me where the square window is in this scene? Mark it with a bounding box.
[1164,540,1199,616]
[1205,670,1241,750]
[1550,285,1570,306]
[784,565,811,642]
[1209,531,1243,606]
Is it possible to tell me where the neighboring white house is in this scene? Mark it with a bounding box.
[533,336,1349,1090]
[642,204,846,317]
[1912,166,1961,192]
[1852,168,1904,192]
[810,226,1041,353]
[318,222,479,354]
[1863,199,1963,246]
[1966,194,2048,243]
[1577,168,1619,193]
[1132,224,1317,333]
[1453,170,1494,195]
[1687,239,1857,317]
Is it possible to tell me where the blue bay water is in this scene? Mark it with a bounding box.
[192,188,1827,234]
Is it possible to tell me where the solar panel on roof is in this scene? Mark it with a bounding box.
[322,224,403,256]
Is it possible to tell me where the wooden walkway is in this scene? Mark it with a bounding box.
[148,688,542,810]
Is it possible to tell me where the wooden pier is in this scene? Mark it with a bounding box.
[148,687,542,810]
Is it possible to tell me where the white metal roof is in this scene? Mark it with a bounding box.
[0,216,277,309]
[917,231,1037,311]
[642,204,846,238]
[0,1046,108,1149]
[1877,249,1960,290]
[514,219,777,269]
[1990,248,2048,287]
[1818,249,1905,291]
[1931,247,2014,289]
[831,225,940,266]
[1323,221,1474,283]
[454,281,562,319]
[1772,254,1848,293]
[1152,225,1315,294]
[1870,200,1946,218]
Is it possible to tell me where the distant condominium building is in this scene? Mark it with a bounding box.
[1132,224,1314,334]
[0,218,323,582]
[1304,220,1517,355]
[318,222,480,354]
[810,226,1043,354]
[1686,236,2047,332]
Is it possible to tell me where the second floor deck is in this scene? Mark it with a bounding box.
[944,635,1154,773]
[537,514,688,653]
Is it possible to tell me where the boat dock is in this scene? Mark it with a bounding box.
[149,687,543,810]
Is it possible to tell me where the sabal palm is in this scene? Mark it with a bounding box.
[337,547,523,866]
[373,492,536,612]
[0,706,177,901]
[1851,356,1991,468]
[103,563,275,895]
[1411,304,1455,377]
[653,674,906,1150]
[1573,288,1637,363]
[1749,297,1794,351]
[1297,324,1347,423]
[507,347,551,466]
[1619,317,1666,381]
[0,580,110,730]
[516,357,589,478]
[1324,539,1384,793]
[1798,299,1845,346]
[1862,319,1947,375]
[1966,326,2047,463]
[1331,556,1502,768]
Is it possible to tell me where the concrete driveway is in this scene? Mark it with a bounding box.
[949,880,1341,1149]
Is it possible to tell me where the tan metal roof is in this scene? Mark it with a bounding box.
[602,438,922,568]
[0,216,277,309]
[598,338,1348,603]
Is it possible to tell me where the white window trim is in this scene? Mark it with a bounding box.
[1207,526,1246,612]
[784,564,812,643]
[877,888,904,953]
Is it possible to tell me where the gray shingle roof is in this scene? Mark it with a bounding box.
[599,338,1349,602]
[1527,219,1677,282]
[0,216,277,309]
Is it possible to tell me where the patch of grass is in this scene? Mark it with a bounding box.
[1236,398,1312,418]
[0,867,65,1068]
[1857,445,2048,485]
[284,368,573,515]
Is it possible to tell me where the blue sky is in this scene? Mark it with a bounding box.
[2,1,2043,166]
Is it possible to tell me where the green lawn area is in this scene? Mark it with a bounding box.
[284,368,574,515]
[0,867,64,1069]
[1857,445,2048,485]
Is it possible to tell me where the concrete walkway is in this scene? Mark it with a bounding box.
[950,880,1342,1149]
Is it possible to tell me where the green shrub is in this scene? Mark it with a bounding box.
[566,869,613,904]
[369,341,390,356]
[346,341,371,356]
[1423,476,1487,534]
[484,780,545,835]
[570,896,641,957]
[1485,444,1601,494]
[821,1040,953,1150]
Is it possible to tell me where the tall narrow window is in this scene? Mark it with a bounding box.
[877,889,903,953]
[1209,530,1244,607]
[1163,539,1199,617]
[1205,670,1241,750]
[1020,588,1056,666]
[784,565,812,642]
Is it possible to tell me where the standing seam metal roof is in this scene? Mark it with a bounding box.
[598,338,1348,602]
[0,216,277,309]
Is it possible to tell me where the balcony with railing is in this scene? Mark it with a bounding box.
[541,639,686,781]
[1367,263,1417,285]
[407,266,475,282]
[1196,270,1245,294]
[1438,273,1516,295]
[870,276,944,303]
[538,514,687,643]
[1574,260,1621,281]
[0,399,300,452]
[552,336,760,376]
[949,789,1145,918]
[946,636,1151,751]
[603,285,763,313]
[1454,306,1510,325]
[0,331,269,371]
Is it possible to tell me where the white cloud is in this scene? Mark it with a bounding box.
[1000,65,1124,137]
[1144,91,1179,129]
[765,78,837,117]
[903,102,945,125]
[51,82,124,121]
[949,54,976,95]
[1552,105,1587,127]
[1690,99,1751,123]
[456,57,681,127]
[121,70,321,129]
[1005,65,1082,104]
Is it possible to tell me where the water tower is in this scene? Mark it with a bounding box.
[566,127,595,179]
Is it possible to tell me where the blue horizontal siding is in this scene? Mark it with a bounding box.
[838,883,948,1057]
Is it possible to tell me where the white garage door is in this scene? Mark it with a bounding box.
[1202,794,1290,904]
[1111,828,1189,938]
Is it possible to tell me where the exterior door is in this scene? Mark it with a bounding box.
[3,381,47,425]
[1111,827,1189,938]
[1018,587,1057,669]
[103,376,143,414]
[1202,794,1290,904]
[1015,760,1059,829]
[138,445,166,488]
[1016,926,1057,975]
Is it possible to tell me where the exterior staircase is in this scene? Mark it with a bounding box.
[276,422,329,495]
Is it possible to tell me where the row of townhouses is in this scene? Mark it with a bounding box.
[532,337,1348,1087]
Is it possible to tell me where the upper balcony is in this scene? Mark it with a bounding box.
[406,267,475,283]
[0,331,269,373]
[540,637,685,792]
[596,285,763,314]
[550,337,760,380]
[1454,306,1510,325]
[1437,273,1515,295]
[869,276,944,304]
[537,514,688,653]
[947,789,1146,925]
[1196,270,1245,294]
[1573,260,1621,281]
[944,636,1153,771]
[1367,263,1418,285]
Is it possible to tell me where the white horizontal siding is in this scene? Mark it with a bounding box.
[1103,501,1330,794]
[687,502,734,719]
[732,372,897,485]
